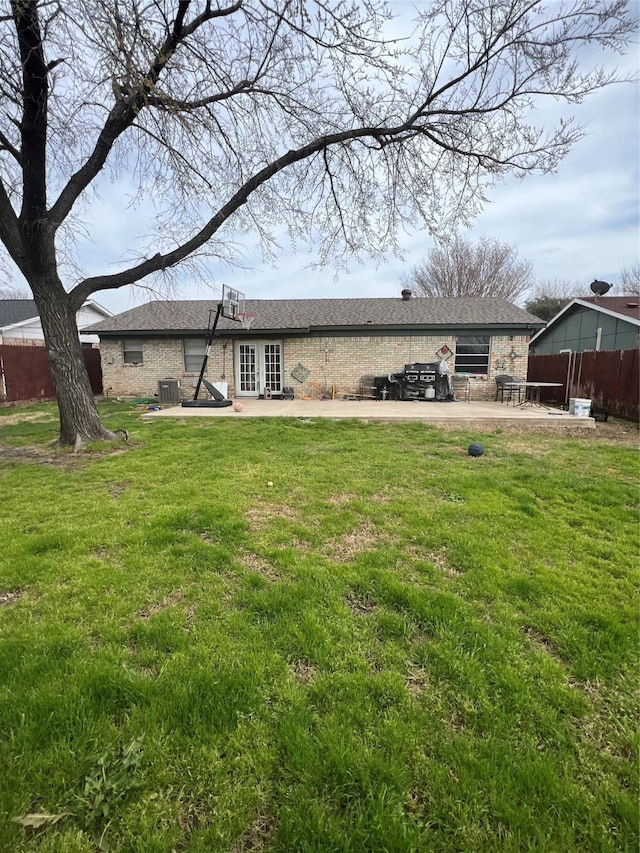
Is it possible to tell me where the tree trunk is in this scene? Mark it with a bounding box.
[31,279,115,447]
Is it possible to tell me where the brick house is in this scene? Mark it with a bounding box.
[86,294,543,401]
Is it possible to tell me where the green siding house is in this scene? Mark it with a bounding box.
[529,297,640,355]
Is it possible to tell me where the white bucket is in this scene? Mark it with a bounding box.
[570,397,591,417]
[425,387,436,399]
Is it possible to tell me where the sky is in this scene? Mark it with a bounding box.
[6,4,639,316]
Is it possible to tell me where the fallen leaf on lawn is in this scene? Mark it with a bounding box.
[12,813,69,828]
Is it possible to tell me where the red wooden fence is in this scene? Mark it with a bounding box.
[84,348,104,396]
[528,350,639,421]
[0,344,103,403]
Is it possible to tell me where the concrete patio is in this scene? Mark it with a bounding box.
[142,397,595,428]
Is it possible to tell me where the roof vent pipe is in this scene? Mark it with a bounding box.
[401,289,412,301]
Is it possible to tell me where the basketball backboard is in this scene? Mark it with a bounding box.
[221,284,245,319]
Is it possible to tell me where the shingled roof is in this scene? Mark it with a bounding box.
[579,296,640,322]
[0,299,38,328]
[86,297,542,335]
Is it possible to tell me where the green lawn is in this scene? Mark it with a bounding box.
[0,401,638,852]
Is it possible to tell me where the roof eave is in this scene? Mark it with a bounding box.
[0,315,39,333]
[529,297,640,346]
[92,319,543,336]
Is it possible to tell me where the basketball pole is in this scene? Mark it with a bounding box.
[193,303,222,401]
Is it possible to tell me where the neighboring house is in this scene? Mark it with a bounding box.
[527,296,640,420]
[529,296,640,354]
[86,293,543,401]
[0,299,113,346]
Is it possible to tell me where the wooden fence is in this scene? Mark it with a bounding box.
[528,349,639,421]
[0,344,103,403]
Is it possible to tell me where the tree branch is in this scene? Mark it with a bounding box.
[0,176,24,269]
[11,0,49,225]
[145,78,253,111]
[69,121,412,306]
[0,127,21,163]
[49,0,242,231]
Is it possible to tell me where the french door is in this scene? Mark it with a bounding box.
[235,341,283,397]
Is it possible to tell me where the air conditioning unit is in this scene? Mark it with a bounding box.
[157,378,180,404]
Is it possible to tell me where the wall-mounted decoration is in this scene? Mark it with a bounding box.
[291,362,310,383]
[436,344,453,360]
[494,358,507,371]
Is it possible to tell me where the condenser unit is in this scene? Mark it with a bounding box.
[157,378,180,404]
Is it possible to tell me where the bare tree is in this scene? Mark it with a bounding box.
[524,278,577,320]
[0,1,634,445]
[619,262,640,296]
[0,285,31,298]
[404,234,534,300]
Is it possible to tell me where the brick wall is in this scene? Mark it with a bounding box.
[489,335,529,384]
[100,338,227,399]
[0,337,46,346]
[100,334,531,401]
[285,335,455,397]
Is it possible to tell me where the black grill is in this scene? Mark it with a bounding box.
[373,362,453,402]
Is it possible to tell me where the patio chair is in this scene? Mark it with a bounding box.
[451,375,470,402]
[495,374,523,404]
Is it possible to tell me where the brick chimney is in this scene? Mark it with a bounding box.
[401,288,412,301]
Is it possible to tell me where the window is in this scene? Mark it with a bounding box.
[183,338,207,373]
[122,338,143,364]
[455,336,490,374]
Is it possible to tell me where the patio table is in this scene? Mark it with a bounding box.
[514,381,563,407]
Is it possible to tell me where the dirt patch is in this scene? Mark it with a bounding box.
[438,418,639,445]
[567,676,601,696]
[496,439,550,457]
[106,481,131,497]
[346,592,376,615]
[327,492,357,504]
[521,625,565,664]
[405,667,429,695]
[405,545,461,577]
[590,419,639,446]
[245,503,300,531]
[0,411,56,427]
[137,591,184,619]
[0,442,131,468]
[369,492,392,503]
[91,546,125,570]
[446,710,467,733]
[498,418,639,452]
[428,547,462,577]
[323,520,391,563]
[231,814,275,852]
[0,443,84,468]
[240,551,281,581]
[0,590,23,606]
[289,660,317,684]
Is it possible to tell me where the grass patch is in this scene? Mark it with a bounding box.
[1,403,638,851]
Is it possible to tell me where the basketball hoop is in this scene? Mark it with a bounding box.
[235,312,255,330]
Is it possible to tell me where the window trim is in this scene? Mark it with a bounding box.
[454,336,490,375]
[183,338,208,373]
[122,338,143,364]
